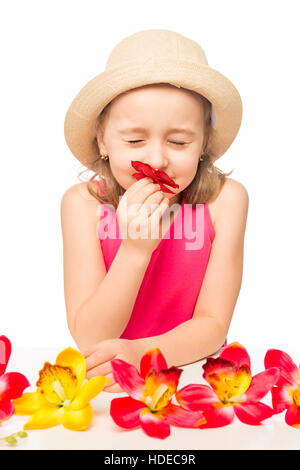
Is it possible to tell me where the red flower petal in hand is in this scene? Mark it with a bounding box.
[131,161,180,194]
[176,342,279,428]
[131,161,157,180]
[264,349,300,428]
[0,335,30,423]
[110,347,205,439]
[154,170,179,189]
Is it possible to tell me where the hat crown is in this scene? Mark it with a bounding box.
[64,29,243,166]
[106,29,209,70]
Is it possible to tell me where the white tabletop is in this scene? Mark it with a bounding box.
[2,347,300,450]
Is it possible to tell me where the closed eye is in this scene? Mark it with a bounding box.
[127,140,186,146]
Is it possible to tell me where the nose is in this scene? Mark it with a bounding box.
[144,141,169,171]
[146,156,168,172]
[145,162,167,172]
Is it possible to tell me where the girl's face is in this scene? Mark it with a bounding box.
[96,84,206,206]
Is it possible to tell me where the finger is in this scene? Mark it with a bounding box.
[102,372,124,392]
[128,181,161,206]
[134,194,168,234]
[102,372,116,389]
[82,345,98,358]
[104,382,124,394]
[141,190,164,217]
[127,176,154,195]
[119,179,155,211]
[83,340,117,366]
[85,352,116,372]
[86,360,113,379]
[149,197,170,223]
[120,178,153,207]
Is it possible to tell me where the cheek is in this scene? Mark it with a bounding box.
[177,158,198,177]
[176,160,199,189]
[108,158,134,189]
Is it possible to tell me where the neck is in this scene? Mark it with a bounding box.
[168,192,183,207]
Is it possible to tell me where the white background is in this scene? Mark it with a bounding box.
[1,0,299,354]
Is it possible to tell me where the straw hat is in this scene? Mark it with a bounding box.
[64,29,242,168]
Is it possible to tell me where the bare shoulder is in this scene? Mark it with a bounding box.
[60,181,101,229]
[208,177,249,231]
[61,181,100,205]
[216,177,249,207]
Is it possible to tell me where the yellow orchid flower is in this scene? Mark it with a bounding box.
[12,347,109,431]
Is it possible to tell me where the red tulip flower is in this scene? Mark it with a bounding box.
[110,348,206,439]
[176,342,280,427]
[131,161,179,194]
[264,349,300,428]
[0,335,30,423]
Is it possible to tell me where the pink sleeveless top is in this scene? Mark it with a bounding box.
[94,179,216,340]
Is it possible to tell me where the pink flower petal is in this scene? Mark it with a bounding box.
[264,349,298,387]
[0,372,30,401]
[162,403,206,428]
[111,359,145,401]
[139,348,168,379]
[219,342,251,370]
[200,405,235,428]
[271,386,292,413]
[139,408,170,439]
[0,335,11,376]
[285,404,300,428]
[245,367,280,402]
[234,402,274,425]
[110,397,146,429]
[176,384,219,411]
[0,400,14,422]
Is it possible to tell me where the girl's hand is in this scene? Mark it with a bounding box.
[116,177,170,257]
[83,338,144,393]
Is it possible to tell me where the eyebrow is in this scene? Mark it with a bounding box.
[117,127,197,137]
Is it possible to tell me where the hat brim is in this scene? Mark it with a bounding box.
[64,58,242,167]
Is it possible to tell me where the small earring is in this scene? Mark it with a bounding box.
[199,155,204,161]
[100,153,109,161]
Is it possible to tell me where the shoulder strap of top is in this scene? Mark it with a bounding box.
[204,202,216,241]
[92,179,103,195]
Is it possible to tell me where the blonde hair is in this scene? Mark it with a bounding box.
[78,85,233,209]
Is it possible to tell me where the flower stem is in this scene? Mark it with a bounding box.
[0,430,28,445]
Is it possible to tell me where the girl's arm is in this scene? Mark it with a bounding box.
[61,183,152,350]
[134,179,249,366]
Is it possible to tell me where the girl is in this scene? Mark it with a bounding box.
[62,29,249,393]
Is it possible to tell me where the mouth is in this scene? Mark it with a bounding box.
[131,160,179,194]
